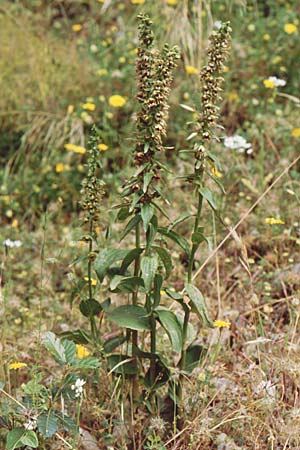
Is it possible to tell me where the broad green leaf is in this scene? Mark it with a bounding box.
[153,246,172,279]
[158,227,190,256]
[6,427,25,450]
[37,411,59,438]
[107,355,139,375]
[110,276,144,293]
[147,215,158,247]
[117,206,131,221]
[141,254,159,292]
[120,248,143,274]
[56,414,78,434]
[185,284,213,327]
[108,305,151,331]
[79,298,102,317]
[62,339,76,364]
[156,309,182,353]
[165,289,183,301]
[178,344,207,372]
[141,204,154,232]
[72,357,100,370]
[59,329,90,345]
[94,248,128,282]
[103,334,127,353]
[42,332,66,364]
[20,431,38,448]
[198,186,217,211]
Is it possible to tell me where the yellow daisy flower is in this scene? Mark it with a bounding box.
[76,344,90,359]
[185,65,198,75]
[291,128,300,138]
[82,103,96,111]
[265,217,285,225]
[108,95,127,108]
[64,143,86,154]
[263,79,275,88]
[284,23,297,34]
[98,143,109,151]
[72,24,83,32]
[56,163,65,173]
[213,320,231,328]
[9,362,27,370]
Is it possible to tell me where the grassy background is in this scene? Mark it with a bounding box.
[0,0,299,448]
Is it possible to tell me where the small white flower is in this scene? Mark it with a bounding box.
[267,76,286,87]
[3,239,22,248]
[224,135,252,154]
[24,416,37,430]
[71,378,86,398]
[214,21,222,30]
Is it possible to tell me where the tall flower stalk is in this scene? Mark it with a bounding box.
[178,22,231,417]
[80,126,106,343]
[122,13,179,397]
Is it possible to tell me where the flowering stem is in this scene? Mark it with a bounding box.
[88,219,97,342]
[131,222,141,400]
[178,188,204,419]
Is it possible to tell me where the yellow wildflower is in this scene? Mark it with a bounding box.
[106,112,113,119]
[213,320,231,328]
[118,56,126,64]
[6,210,13,218]
[228,91,238,102]
[56,163,65,173]
[291,128,300,138]
[265,217,285,225]
[211,167,223,178]
[72,24,83,32]
[263,79,275,88]
[9,362,27,370]
[84,277,97,286]
[11,219,18,228]
[272,55,282,64]
[64,143,86,154]
[167,0,178,5]
[67,104,74,115]
[82,103,96,111]
[108,95,127,108]
[98,143,109,151]
[97,69,108,76]
[2,195,10,204]
[76,344,90,359]
[131,0,145,4]
[185,65,198,75]
[263,34,270,41]
[248,24,255,32]
[97,0,105,3]
[284,23,297,34]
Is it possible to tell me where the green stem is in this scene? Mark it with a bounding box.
[88,219,97,342]
[132,222,141,400]
[178,190,204,419]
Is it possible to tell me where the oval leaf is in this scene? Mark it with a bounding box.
[108,305,151,331]
[156,309,183,353]
[141,254,159,292]
[185,284,213,327]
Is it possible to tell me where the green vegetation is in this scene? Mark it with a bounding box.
[0,1,299,449]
